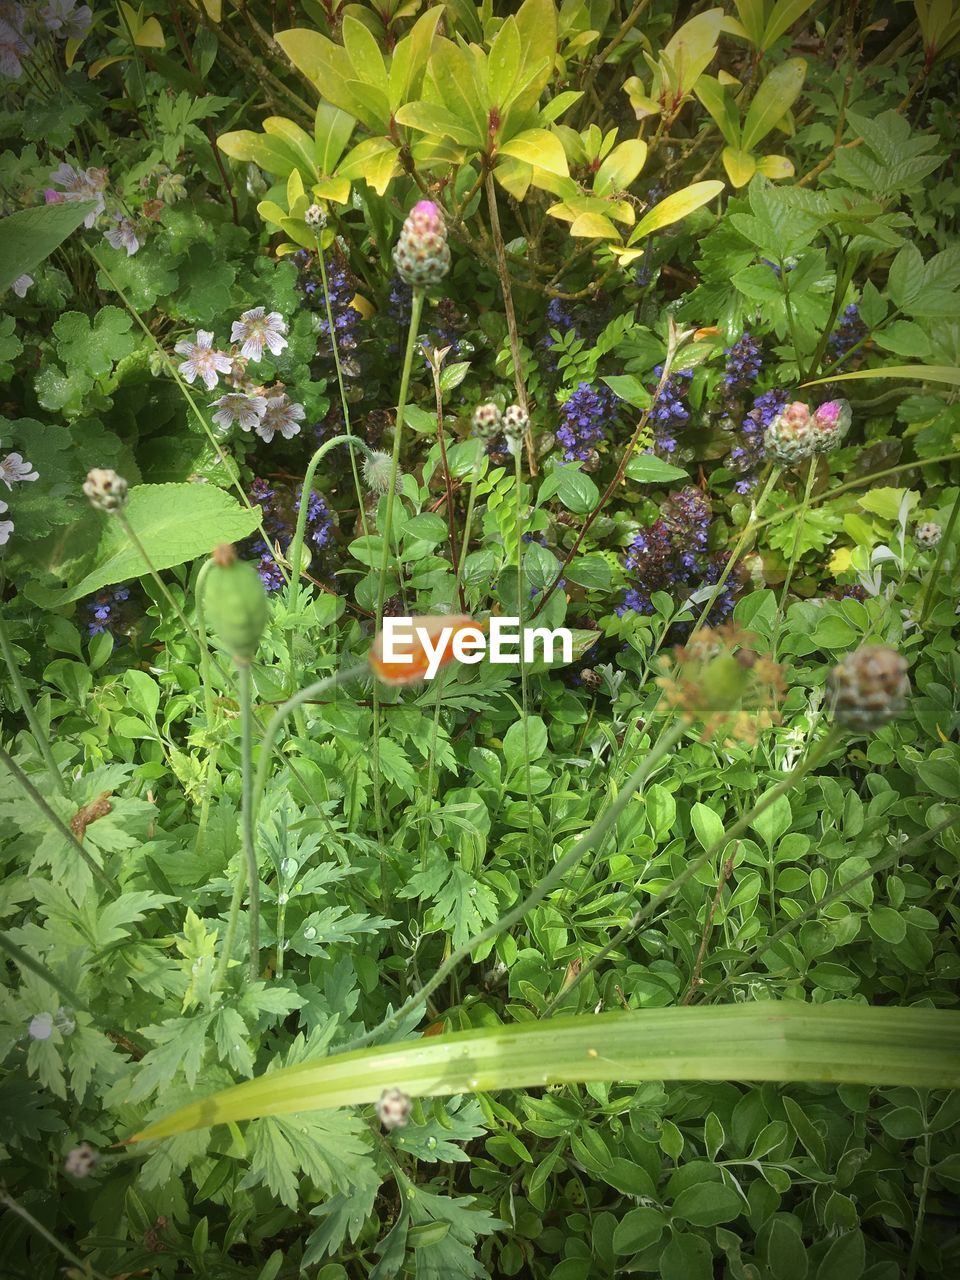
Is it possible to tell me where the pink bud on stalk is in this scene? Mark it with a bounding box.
[392,200,451,287]
[811,399,852,453]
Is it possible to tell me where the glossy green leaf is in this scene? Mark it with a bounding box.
[627,180,724,242]
[742,58,807,151]
[594,139,647,196]
[499,129,569,178]
[0,201,96,293]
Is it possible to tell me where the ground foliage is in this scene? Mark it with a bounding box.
[0,1,959,1278]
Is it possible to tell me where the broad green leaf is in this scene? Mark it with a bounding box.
[757,153,795,179]
[0,201,96,293]
[762,0,817,52]
[395,101,482,148]
[624,454,689,483]
[217,130,300,178]
[426,38,487,148]
[594,139,647,196]
[133,1004,960,1141]
[387,7,443,111]
[733,0,766,47]
[262,117,317,181]
[54,484,261,605]
[569,212,621,239]
[314,103,355,174]
[694,75,740,146]
[723,147,758,188]
[338,138,400,196]
[488,14,522,109]
[341,15,388,94]
[512,0,558,111]
[499,129,569,178]
[742,58,806,151]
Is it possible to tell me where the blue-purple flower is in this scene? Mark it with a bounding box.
[556,381,619,461]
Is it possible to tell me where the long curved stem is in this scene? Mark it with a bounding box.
[772,455,818,653]
[514,446,535,850]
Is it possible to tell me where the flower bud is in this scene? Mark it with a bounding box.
[763,401,816,467]
[64,1143,99,1178]
[502,403,528,455]
[304,203,326,229]
[811,399,852,453]
[915,521,941,551]
[376,1087,412,1131]
[392,200,451,287]
[827,644,910,733]
[472,402,502,440]
[83,468,128,513]
[363,450,398,496]
[203,545,269,663]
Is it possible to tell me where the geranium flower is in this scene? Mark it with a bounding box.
[255,391,304,443]
[0,452,39,489]
[47,162,108,226]
[174,330,232,390]
[0,16,32,80]
[42,0,92,38]
[104,215,139,256]
[210,391,267,432]
[0,498,12,546]
[230,307,288,362]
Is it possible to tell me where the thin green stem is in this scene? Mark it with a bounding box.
[0,744,115,894]
[338,720,687,1053]
[193,557,220,853]
[919,486,960,625]
[773,455,819,652]
[543,728,842,1015]
[315,235,370,546]
[514,446,535,849]
[116,512,232,685]
[691,465,781,637]
[0,1189,110,1280]
[908,1113,932,1280]
[237,662,259,981]
[0,609,64,795]
[0,931,89,1015]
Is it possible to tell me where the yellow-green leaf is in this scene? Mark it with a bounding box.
[802,365,960,388]
[499,128,568,178]
[313,176,351,205]
[593,139,647,196]
[629,179,724,240]
[741,57,806,151]
[722,146,757,187]
[314,104,355,175]
[338,137,399,196]
[263,117,318,182]
[757,154,795,180]
[216,130,299,178]
[569,212,621,240]
[134,16,164,48]
[494,157,533,201]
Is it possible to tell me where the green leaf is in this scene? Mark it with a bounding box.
[671,1181,744,1226]
[762,0,817,52]
[768,1219,808,1280]
[627,181,724,243]
[624,454,688,484]
[741,58,806,151]
[499,129,569,178]
[723,147,758,188]
[594,139,647,196]
[132,1004,960,1141]
[802,365,960,388]
[612,1207,666,1253]
[54,484,261,605]
[0,201,97,293]
[555,467,599,514]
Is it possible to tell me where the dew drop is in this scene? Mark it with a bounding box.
[278,892,288,906]
[303,926,317,940]
[280,858,297,878]
[425,1135,438,1150]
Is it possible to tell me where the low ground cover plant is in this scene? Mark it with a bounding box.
[1,1,959,1277]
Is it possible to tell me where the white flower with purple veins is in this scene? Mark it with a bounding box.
[0,498,12,546]
[0,452,39,489]
[48,162,108,226]
[231,307,288,362]
[104,215,139,256]
[256,392,304,443]
[174,330,232,390]
[0,15,32,80]
[42,0,92,39]
[11,274,32,297]
[210,391,267,432]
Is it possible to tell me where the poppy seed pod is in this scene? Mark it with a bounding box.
[203,545,269,663]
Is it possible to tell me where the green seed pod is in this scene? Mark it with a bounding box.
[203,545,268,663]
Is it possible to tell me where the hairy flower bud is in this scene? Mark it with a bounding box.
[304,203,326,229]
[64,1143,99,1178]
[472,402,502,440]
[83,468,128,513]
[811,399,852,453]
[763,401,816,466]
[502,403,528,454]
[363,450,398,496]
[827,645,910,733]
[392,200,450,287]
[203,545,269,663]
[915,521,941,551]
[376,1087,412,1131]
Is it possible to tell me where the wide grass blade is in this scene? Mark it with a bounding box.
[133,1003,960,1141]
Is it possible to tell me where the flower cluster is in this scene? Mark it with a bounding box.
[0,451,39,546]
[85,585,132,641]
[293,249,364,352]
[763,398,852,467]
[556,381,619,461]
[829,303,867,360]
[649,367,693,454]
[727,387,789,492]
[618,486,737,626]
[174,309,305,445]
[722,332,762,400]
[246,478,334,591]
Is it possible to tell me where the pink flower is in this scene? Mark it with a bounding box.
[210,391,267,432]
[0,452,39,489]
[47,162,108,226]
[255,391,304,443]
[174,330,233,390]
[104,215,139,256]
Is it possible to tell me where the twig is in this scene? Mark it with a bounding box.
[680,852,736,1005]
